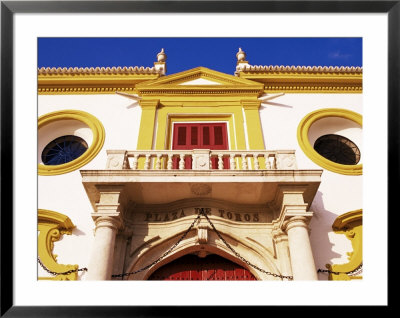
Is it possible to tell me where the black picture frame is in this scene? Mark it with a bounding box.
[1,1,397,316]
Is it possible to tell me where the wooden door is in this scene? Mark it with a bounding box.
[172,122,229,169]
[148,254,257,280]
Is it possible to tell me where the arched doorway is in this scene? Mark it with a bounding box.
[148,254,257,280]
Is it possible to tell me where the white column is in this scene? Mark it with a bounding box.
[284,216,317,280]
[86,185,125,281]
[86,216,121,280]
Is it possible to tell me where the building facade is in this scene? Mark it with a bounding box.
[37,48,362,281]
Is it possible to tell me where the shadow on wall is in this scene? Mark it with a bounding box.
[72,227,86,236]
[309,191,347,281]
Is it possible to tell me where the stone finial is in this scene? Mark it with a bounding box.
[157,48,167,62]
[236,47,246,62]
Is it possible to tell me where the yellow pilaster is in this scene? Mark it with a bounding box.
[242,100,266,168]
[137,99,159,150]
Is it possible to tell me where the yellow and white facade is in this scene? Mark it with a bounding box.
[38,48,362,281]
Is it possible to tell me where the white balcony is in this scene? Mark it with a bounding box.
[81,149,322,212]
[104,149,298,171]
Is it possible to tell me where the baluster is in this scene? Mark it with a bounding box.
[155,154,161,170]
[144,154,151,170]
[167,154,173,170]
[253,154,260,170]
[229,154,236,170]
[179,154,185,170]
[131,154,139,170]
[269,156,276,169]
[218,154,224,170]
[265,155,271,169]
[241,154,248,170]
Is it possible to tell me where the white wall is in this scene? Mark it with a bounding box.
[38,92,363,280]
[38,94,142,276]
[259,93,363,279]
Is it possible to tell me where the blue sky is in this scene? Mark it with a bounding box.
[38,37,362,75]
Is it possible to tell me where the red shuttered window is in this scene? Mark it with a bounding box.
[172,122,229,169]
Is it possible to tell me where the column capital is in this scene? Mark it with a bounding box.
[282,216,311,232]
[93,184,126,227]
[274,203,312,230]
[92,215,123,232]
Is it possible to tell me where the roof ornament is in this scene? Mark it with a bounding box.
[235,47,250,76]
[236,47,246,62]
[155,48,167,75]
[157,48,167,62]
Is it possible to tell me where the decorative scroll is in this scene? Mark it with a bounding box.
[326,209,362,280]
[38,209,79,280]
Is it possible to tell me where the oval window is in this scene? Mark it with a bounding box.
[38,110,105,176]
[41,135,88,165]
[314,134,361,165]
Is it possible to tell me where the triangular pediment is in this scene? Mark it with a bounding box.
[135,67,264,94]
[178,78,223,86]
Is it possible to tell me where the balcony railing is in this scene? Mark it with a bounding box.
[105,149,298,171]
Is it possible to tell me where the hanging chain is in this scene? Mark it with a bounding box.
[200,209,293,281]
[37,257,88,276]
[111,213,202,278]
[112,209,293,280]
[317,263,363,276]
[37,212,361,281]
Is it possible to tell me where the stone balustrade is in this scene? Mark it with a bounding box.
[106,149,298,170]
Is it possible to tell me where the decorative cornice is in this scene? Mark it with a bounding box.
[38,66,161,95]
[136,88,263,96]
[38,86,138,95]
[38,66,160,75]
[237,64,362,93]
[237,65,362,74]
[262,84,362,94]
[38,64,362,95]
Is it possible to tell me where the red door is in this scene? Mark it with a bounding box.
[148,254,257,280]
[172,122,229,169]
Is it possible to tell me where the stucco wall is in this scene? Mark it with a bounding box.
[38,92,362,280]
[258,93,362,279]
[38,94,142,278]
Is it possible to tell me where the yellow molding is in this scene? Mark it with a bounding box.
[38,110,105,176]
[136,66,264,87]
[38,73,160,95]
[133,67,266,166]
[39,87,136,95]
[297,108,362,175]
[38,209,78,281]
[263,86,362,94]
[239,71,362,94]
[326,209,363,280]
[38,66,363,94]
